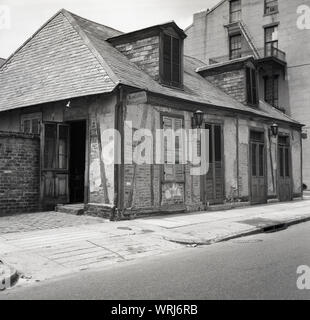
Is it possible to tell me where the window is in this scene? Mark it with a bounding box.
[246,67,258,106]
[162,34,182,87]
[230,34,242,60]
[264,75,279,108]
[43,123,69,170]
[265,0,278,15]
[265,25,278,57]
[230,0,241,23]
[21,112,42,134]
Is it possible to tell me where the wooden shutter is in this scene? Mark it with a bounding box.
[162,34,182,87]
[251,69,258,105]
[204,124,224,204]
[163,34,172,83]
[162,116,185,182]
[246,67,258,106]
[172,37,180,85]
[246,67,252,104]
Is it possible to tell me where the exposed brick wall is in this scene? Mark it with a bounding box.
[204,69,246,104]
[115,36,160,81]
[0,132,40,215]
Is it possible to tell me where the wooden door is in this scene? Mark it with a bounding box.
[41,122,70,209]
[202,123,224,205]
[250,131,267,204]
[278,136,292,202]
[161,115,185,207]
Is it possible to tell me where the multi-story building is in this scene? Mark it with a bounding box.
[185,0,310,186]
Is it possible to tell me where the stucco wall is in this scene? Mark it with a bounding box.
[0,94,116,208]
[123,101,202,212]
[88,95,116,205]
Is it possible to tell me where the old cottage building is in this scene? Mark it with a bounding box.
[0,9,303,217]
[185,0,310,186]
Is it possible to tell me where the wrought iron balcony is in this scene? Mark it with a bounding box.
[208,47,286,66]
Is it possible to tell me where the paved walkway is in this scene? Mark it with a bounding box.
[0,212,105,234]
[0,200,310,290]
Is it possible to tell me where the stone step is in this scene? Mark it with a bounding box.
[55,204,85,216]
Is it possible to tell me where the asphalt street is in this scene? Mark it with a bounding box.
[1,221,310,300]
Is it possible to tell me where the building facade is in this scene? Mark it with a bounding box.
[0,9,303,217]
[185,0,310,186]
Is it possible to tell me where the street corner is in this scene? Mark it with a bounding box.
[0,260,19,291]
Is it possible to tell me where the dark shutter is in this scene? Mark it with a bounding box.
[163,34,172,83]
[246,67,258,106]
[246,68,252,104]
[162,34,182,87]
[214,125,222,162]
[172,37,180,84]
[251,69,258,105]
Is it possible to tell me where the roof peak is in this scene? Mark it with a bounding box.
[61,9,124,35]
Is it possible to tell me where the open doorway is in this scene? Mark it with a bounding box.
[69,120,86,204]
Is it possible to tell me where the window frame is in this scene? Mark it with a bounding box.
[160,31,183,89]
[42,122,70,171]
[20,112,42,134]
[264,25,279,57]
[264,74,279,108]
[264,0,279,15]
[229,34,242,60]
[230,0,242,23]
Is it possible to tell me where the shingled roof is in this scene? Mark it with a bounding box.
[0,58,5,67]
[0,9,300,126]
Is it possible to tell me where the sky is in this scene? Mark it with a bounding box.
[0,0,219,59]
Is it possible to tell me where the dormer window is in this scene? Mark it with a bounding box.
[161,33,183,88]
[108,22,186,88]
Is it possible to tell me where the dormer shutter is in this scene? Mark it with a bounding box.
[162,33,182,88]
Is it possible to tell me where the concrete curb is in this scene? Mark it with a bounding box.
[164,216,310,246]
[0,260,19,291]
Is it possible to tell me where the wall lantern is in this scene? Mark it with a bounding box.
[270,123,279,137]
[66,100,71,108]
[193,110,204,128]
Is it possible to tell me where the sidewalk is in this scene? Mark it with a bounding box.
[0,200,310,289]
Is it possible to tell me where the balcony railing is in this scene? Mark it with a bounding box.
[264,46,286,62]
[208,47,286,65]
